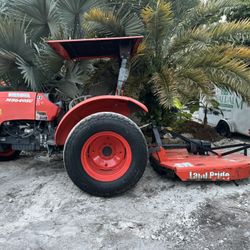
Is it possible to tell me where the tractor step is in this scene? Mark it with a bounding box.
[151,148,250,181]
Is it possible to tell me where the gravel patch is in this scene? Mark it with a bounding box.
[0,137,249,250]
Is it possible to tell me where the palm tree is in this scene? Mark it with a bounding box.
[0,0,98,97]
[83,0,250,111]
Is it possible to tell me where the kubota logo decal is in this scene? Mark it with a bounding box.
[5,98,33,103]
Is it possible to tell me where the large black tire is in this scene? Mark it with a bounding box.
[63,112,148,197]
[216,121,231,137]
[0,147,21,161]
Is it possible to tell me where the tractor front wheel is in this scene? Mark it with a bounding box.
[63,112,148,197]
[0,147,21,161]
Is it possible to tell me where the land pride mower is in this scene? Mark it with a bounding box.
[0,36,250,197]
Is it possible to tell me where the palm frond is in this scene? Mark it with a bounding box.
[141,0,173,51]
[0,49,18,75]
[170,0,198,20]
[0,17,43,89]
[168,19,250,59]
[51,61,93,98]
[206,67,250,101]
[177,0,240,32]
[168,28,209,55]
[9,0,60,41]
[84,7,122,37]
[151,68,177,108]
[210,19,250,43]
[0,17,34,61]
[35,43,64,78]
[0,1,7,14]
[180,46,250,99]
[57,0,100,38]
[170,66,213,104]
[64,61,92,86]
[224,45,250,60]
[84,4,144,37]
[178,68,210,90]
[0,49,22,83]
[130,42,153,76]
[52,80,81,99]
[16,56,46,91]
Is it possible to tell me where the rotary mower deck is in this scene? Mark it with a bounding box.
[0,36,249,197]
[150,127,250,181]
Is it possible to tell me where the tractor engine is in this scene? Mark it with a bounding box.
[0,120,55,151]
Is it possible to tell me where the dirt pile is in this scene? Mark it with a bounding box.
[175,121,223,142]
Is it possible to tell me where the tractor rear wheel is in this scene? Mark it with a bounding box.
[63,112,148,197]
[0,147,21,161]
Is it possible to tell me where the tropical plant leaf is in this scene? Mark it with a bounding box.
[57,0,100,38]
[210,19,250,43]
[169,19,250,56]
[224,45,250,60]
[35,43,64,77]
[0,49,22,84]
[9,0,60,41]
[0,17,42,89]
[84,4,144,37]
[176,0,241,32]
[175,45,250,101]
[64,61,92,85]
[141,0,172,54]
[151,68,178,108]
[170,0,198,20]
[49,60,93,98]
[52,80,81,99]
[0,17,34,61]
[0,49,18,75]
[168,28,209,55]
[0,0,7,14]
[206,67,250,101]
[16,56,46,91]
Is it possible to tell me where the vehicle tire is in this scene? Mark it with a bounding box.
[63,112,148,197]
[0,147,21,161]
[216,121,231,137]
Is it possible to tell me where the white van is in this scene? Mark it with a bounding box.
[198,88,250,137]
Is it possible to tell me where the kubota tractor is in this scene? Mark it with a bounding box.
[0,36,249,197]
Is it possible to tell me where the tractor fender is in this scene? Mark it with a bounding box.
[55,95,148,145]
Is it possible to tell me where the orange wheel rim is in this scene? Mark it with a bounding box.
[81,131,132,182]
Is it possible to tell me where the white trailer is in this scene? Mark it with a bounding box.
[198,88,250,137]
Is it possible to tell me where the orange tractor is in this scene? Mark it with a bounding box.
[0,36,249,196]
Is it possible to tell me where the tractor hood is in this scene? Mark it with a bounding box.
[47,36,143,60]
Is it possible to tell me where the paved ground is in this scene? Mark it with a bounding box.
[0,137,249,250]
